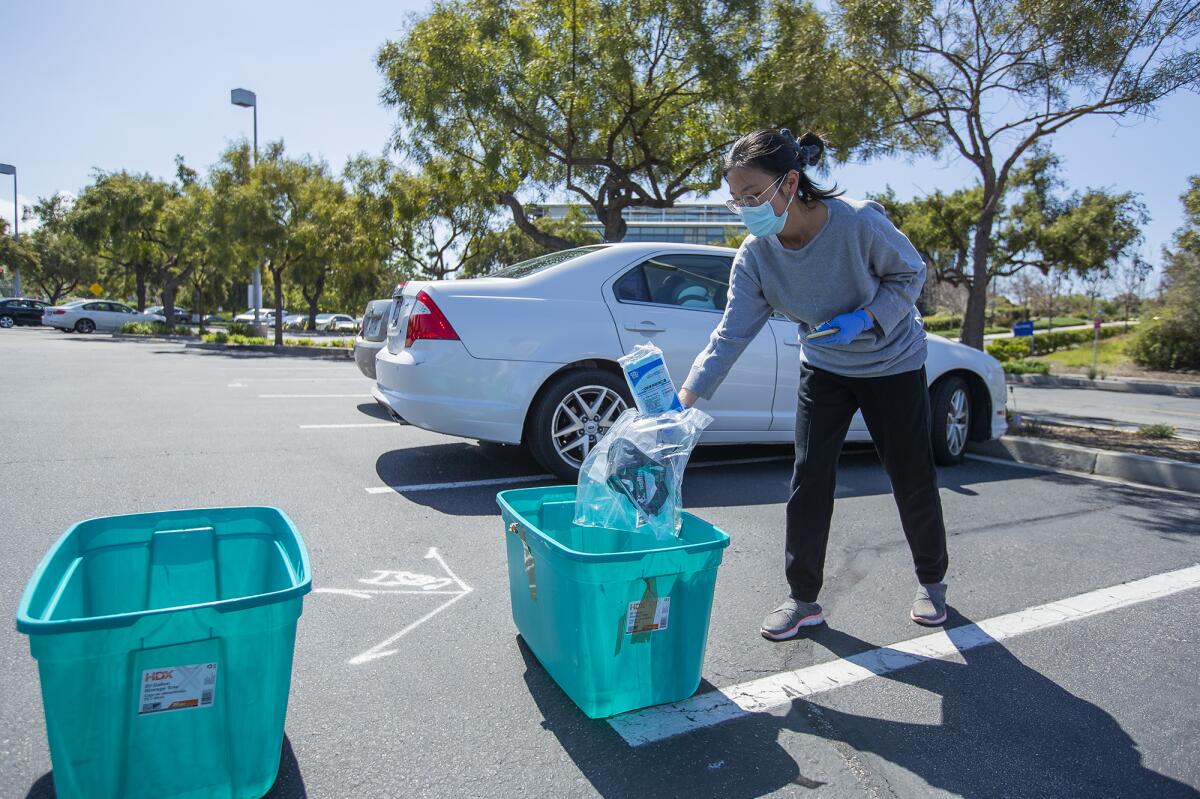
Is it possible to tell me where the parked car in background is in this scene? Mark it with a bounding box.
[283,313,309,330]
[354,298,394,380]
[0,298,50,328]
[374,244,1007,480]
[321,314,358,332]
[42,300,157,333]
[233,308,285,326]
[143,305,220,324]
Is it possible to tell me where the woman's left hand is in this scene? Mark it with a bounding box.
[813,309,873,346]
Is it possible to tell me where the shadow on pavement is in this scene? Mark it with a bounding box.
[384,443,1038,518]
[356,402,394,422]
[517,636,827,798]
[788,611,1200,798]
[25,735,307,798]
[521,610,1198,799]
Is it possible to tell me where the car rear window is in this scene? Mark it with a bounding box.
[490,245,607,279]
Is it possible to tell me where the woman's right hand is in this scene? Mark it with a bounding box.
[678,387,699,408]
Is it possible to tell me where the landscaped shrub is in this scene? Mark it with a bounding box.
[227,321,259,337]
[119,322,190,336]
[1002,359,1050,375]
[922,314,962,332]
[986,337,1032,362]
[1130,319,1200,370]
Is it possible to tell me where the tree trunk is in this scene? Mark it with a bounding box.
[598,206,627,243]
[304,271,326,331]
[497,192,576,251]
[271,266,284,347]
[134,263,149,312]
[162,282,176,329]
[961,210,996,350]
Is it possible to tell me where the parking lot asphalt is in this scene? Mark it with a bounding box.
[2,327,1199,799]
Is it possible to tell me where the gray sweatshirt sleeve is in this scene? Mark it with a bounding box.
[862,205,927,336]
[681,247,772,401]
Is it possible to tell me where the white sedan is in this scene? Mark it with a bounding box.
[43,300,157,333]
[373,243,1007,480]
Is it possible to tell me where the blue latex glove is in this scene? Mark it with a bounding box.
[813,309,874,346]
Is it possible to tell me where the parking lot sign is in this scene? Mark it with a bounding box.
[1013,320,1035,337]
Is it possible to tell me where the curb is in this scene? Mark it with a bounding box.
[968,437,1200,493]
[184,342,352,359]
[1006,372,1200,398]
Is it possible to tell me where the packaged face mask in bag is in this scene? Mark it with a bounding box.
[574,407,712,540]
[619,342,684,415]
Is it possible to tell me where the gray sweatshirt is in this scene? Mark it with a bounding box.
[682,196,927,400]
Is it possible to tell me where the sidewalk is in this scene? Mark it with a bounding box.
[1007,372,1200,398]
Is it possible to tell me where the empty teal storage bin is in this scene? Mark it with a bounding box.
[496,485,730,719]
[15,507,312,799]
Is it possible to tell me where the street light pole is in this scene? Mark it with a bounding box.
[0,164,17,296]
[230,89,261,325]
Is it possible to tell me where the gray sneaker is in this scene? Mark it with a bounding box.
[910,582,948,626]
[760,598,824,641]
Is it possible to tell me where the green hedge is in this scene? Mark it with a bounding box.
[118,322,191,336]
[1002,359,1050,375]
[922,314,962,332]
[987,326,1122,361]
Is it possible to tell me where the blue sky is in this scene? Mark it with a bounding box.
[3,0,1198,277]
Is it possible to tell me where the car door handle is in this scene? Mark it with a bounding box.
[624,321,666,333]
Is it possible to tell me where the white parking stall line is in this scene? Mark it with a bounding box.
[608,563,1200,747]
[229,377,366,386]
[258,393,372,399]
[300,423,396,429]
[366,473,554,494]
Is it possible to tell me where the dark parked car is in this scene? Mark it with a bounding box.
[0,298,50,328]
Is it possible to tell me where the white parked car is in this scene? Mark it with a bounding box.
[373,244,1007,480]
[43,300,157,333]
[354,298,394,379]
[324,314,359,333]
[233,308,285,326]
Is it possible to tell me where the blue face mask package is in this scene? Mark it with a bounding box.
[574,407,712,540]
[619,342,684,415]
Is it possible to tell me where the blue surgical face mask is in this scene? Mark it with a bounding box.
[736,175,795,237]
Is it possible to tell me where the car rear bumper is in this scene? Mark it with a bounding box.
[373,341,550,444]
[354,339,384,379]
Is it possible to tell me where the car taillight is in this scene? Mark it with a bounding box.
[52,309,66,315]
[404,290,458,348]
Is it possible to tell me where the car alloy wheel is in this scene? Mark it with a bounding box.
[930,375,971,465]
[0,315,14,328]
[551,385,627,469]
[526,367,634,481]
[75,319,95,334]
[945,387,969,457]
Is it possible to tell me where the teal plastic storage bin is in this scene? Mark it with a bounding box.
[15,507,312,799]
[496,485,730,718]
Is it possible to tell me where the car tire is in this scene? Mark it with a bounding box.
[526,368,632,482]
[0,315,14,329]
[930,376,971,466]
[75,319,96,334]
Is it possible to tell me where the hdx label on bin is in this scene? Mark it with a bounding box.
[138,662,218,715]
[626,597,670,634]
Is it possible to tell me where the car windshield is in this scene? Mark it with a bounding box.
[490,245,607,279]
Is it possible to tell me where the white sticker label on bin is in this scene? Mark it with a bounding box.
[626,597,670,634]
[138,662,218,715]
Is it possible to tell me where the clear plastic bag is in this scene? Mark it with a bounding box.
[573,407,712,540]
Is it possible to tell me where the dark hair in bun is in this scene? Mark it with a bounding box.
[724,128,842,203]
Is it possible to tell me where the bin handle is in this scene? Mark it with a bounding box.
[507,521,538,602]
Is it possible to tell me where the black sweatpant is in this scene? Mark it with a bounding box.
[786,364,948,602]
